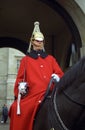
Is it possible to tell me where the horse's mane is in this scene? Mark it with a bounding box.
[57,56,85,93]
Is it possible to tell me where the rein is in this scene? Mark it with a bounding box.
[41,78,69,130]
[42,79,69,130]
[43,78,53,100]
[53,89,69,130]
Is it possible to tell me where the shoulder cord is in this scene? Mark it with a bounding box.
[23,58,26,82]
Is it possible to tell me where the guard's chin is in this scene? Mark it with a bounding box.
[34,46,43,50]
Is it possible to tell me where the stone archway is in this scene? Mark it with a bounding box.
[0,37,28,54]
[0,0,82,70]
[40,0,82,69]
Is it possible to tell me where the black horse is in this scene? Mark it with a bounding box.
[33,57,85,130]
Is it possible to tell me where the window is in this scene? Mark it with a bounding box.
[17,59,21,72]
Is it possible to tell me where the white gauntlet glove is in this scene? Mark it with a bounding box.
[17,82,28,115]
[51,73,60,82]
[18,82,28,95]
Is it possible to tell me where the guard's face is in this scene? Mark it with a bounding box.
[32,39,44,50]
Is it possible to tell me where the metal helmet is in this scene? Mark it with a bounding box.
[28,21,45,53]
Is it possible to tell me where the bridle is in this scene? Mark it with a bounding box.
[53,88,85,130]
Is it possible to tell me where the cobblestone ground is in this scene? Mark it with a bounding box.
[0,123,9,130]
[0,117,10,130]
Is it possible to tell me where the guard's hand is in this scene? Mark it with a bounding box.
[51,73,60,82]
[18,82,28,95]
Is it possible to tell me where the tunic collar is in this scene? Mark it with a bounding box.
[27,50,48,59]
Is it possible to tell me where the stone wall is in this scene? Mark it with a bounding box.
[0,48,25,111]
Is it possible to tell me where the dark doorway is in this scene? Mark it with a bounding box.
[0,0,82,70]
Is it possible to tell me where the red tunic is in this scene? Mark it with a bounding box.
[9,55,64,130]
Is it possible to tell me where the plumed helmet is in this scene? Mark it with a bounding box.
[28,21,45,53]
[31,32,44,41]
